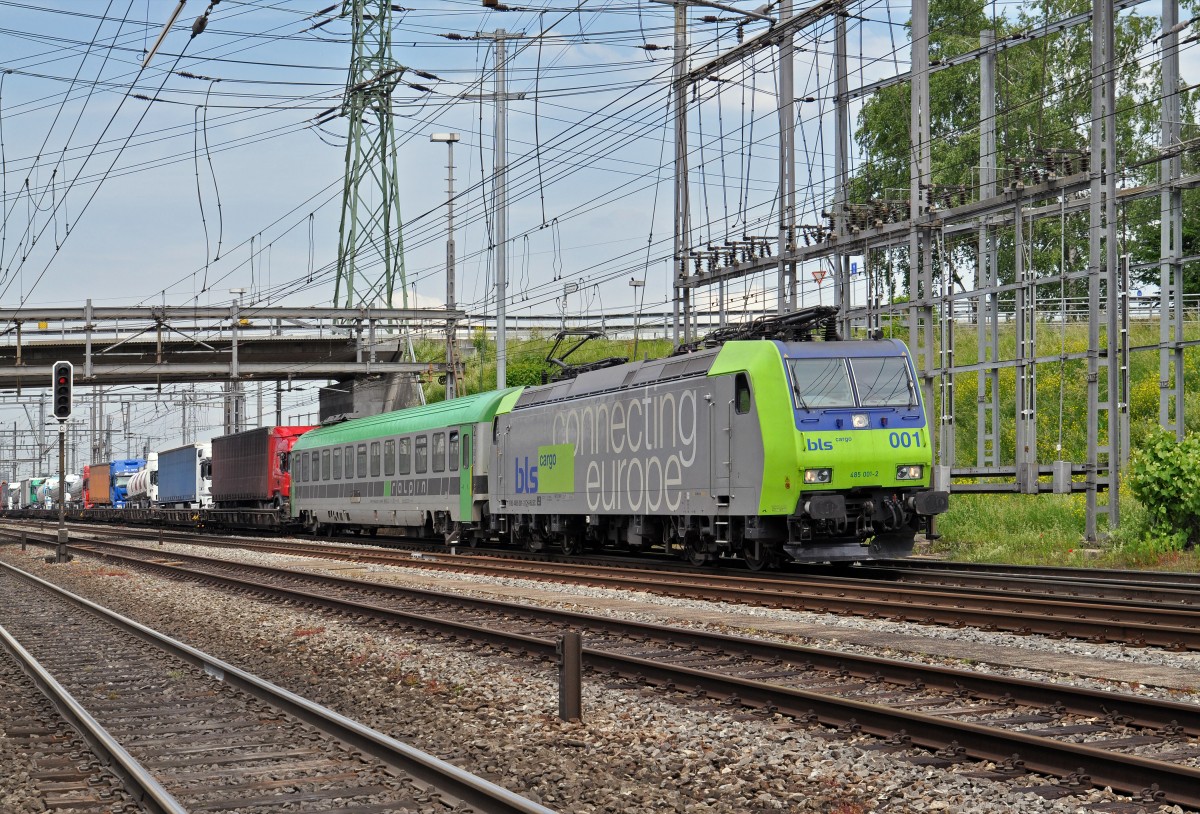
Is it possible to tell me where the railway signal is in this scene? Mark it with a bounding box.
[52,360,73,421]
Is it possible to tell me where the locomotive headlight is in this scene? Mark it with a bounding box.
[896,465,923,480]
[804,468,833,484]
[851,413,870,429]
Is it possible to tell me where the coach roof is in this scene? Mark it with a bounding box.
[292,387,524,450]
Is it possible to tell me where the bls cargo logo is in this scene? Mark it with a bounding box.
[805,438,833,451]
[513,456,538,492]
[514,444,574,494]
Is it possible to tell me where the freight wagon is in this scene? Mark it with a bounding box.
[157,443,212,508]
[87,463,112,507]
[206,426,314,527]
[127,453,159,508]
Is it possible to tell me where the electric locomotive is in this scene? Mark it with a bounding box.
[288,307,948,566]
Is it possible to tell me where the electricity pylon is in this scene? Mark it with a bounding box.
[335,0,408,312]
[329,0,425,413]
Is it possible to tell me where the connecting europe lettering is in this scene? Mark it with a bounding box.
[516,388,700,513]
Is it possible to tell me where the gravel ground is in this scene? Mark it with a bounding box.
[0,541,1183,814]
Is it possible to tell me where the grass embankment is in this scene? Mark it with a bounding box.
[412,320,1200,570]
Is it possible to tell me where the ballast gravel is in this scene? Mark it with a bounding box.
[0,542,1183,814]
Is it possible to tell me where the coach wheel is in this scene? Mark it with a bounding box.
[271,494,283,511]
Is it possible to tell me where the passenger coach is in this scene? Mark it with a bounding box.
[289,389,520,539]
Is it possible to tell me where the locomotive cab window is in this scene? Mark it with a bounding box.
[398,438,411,475]
[734,373,752,414]
[448,432,459,472]
[332,448,342,480]
[415,436,428,474]
[357,444,368,478]
[788,358,854,408]
[851,357,916,407]
[432,433,446,473]
[383,440,395,476]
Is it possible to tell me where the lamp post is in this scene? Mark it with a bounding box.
[431,133,460,400]
[629,278,646,359]
[228,288,246,433]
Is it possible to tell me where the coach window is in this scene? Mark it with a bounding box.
[735,373,752,414]
[448,431,459,472]
[345,446,355,479]
[432,433,446,473]
[415,435,428,474]
[399,438,411,475]
[332,447,342,480]
[300,453,309,483]
[311,451,320,482]
[357,444,368,478]
[321,449,330,480]
[383,440,396,476]
[462,433,471,468]
[370,442,381,477]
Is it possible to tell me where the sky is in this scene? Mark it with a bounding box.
[0,0,1191,475]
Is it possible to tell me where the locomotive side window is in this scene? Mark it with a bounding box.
[851,357,916,407]
[734,373,752,414]
[321,450,330,480]
[789,358,854,408]
[383,440,395,476]
[415,436,428,473]
[357,444,368,478]
[399,438,411,475]
[332,447,342,480]
[448,431,459,472]
[432,433,446,473]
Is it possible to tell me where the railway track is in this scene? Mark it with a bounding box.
[31,523,1200,651]
[0,558,556,814]
[8,532,1200,810]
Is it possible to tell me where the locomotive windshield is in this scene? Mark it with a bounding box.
[789,358,855,408]
[851,357,916,407]
[788,356,916,409]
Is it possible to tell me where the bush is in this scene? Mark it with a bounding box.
[1127,431,1200,550]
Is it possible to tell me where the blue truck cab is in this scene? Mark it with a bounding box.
[109,458,146,508]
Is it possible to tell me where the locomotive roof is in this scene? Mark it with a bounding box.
[513,348,722,409]
[511,338,911,410]
[292,387,523,449]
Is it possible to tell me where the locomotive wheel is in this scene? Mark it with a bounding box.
[743,544,778,572]
[560,530,583,556]
[682,529,709,567]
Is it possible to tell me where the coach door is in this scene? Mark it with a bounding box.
[459,428,473,519]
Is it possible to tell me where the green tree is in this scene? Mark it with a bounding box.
[849,0,1177,297]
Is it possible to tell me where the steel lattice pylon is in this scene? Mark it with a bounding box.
[335,0,407,311]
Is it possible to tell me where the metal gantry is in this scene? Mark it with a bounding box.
[667,0,1191,540]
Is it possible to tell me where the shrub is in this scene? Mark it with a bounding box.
[1127,431,1200,550]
